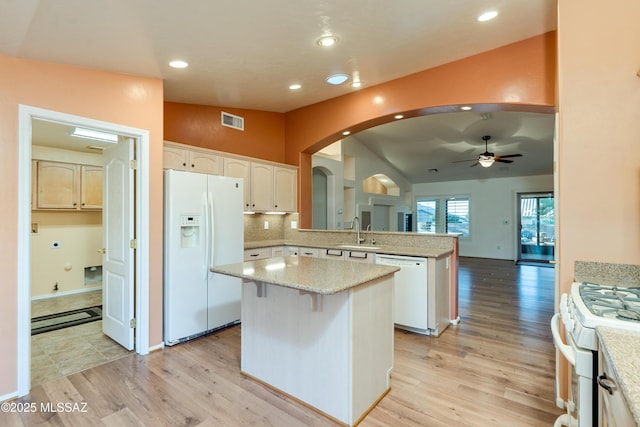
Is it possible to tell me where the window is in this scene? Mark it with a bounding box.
[416,196,470,237]
[445,198,469,236]
[416,199,439,233]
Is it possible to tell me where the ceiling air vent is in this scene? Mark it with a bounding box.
[221,111,244,131]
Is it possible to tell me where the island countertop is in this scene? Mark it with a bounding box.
[211,255,399,295]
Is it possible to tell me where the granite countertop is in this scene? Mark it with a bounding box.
[244,240,452,258]
[596,326,640,425]
[211,255,400,295]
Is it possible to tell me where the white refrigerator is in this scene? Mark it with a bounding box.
[164,169,244,345]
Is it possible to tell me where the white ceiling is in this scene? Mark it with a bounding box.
[5,0,558,183]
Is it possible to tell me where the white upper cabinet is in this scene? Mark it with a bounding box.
[223,157,251,210]
[163,143,223,175]
[273,166,296,213]
[250,163,274,212]
[165,141,297,213]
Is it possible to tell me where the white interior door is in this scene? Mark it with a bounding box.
[102,139,135,350]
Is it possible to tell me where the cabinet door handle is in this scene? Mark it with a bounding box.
[597,374,616,395]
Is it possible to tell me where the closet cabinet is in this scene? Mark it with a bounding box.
[34,161,102,210]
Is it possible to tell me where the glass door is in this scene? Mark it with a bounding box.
[517,192,555,263]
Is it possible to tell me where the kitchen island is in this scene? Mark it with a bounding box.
[211,255,399,426]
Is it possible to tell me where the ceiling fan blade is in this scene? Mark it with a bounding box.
[470,162,480,167]
[452,159,478,163]
[494,153,522,159]
[495,158,514,164]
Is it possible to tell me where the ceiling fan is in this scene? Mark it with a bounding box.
[453,135,522,168]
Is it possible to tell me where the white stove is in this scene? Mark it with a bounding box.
[566,282,640,351]
[553,281,640,427]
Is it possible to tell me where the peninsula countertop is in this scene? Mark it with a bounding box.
[211,255,400,295]
[596,326,640,425]
[244,239,453,258]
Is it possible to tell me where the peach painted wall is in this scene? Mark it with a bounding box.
[557,0,640,293]
[0,54,164,397]
[556,0,640,399]
[284,33,557,228]
[164,102,286,163]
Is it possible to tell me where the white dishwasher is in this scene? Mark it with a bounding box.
[375,254,429,334]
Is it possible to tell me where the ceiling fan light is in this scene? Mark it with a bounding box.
[478,155,495,168]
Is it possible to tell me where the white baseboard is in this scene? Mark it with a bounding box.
[0,390,18,403]
[31,286,102,301]
[149,342,165,352]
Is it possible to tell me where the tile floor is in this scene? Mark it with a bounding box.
[31,290,132,386]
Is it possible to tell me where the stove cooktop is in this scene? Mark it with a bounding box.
[580,282,640,321]
[571,282,640,331]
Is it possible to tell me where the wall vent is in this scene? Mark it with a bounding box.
[221,111,244,131]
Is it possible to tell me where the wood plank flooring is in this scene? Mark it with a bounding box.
[3,257,563,426]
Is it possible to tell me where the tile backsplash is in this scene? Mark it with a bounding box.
[244,213,288,242]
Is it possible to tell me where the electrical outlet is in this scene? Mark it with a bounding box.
[263,221,269,230]
[291,221,297,229]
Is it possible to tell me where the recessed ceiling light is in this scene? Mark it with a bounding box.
[350,81,362,88]
[342,130,351,136]
[326,73,350,85]
[394,114,404,119]
[169,60,189,69]
[460,106,472,111]
[317,36,338,47]
[477,11,498,22]
[289,83,302,90]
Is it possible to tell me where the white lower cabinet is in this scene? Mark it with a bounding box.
[598,349,634,427]
[344,250,374,263]
[244,248,272,261]
[298,247,319,257]
[320,248,344,259]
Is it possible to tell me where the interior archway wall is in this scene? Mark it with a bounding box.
[285,32,556,228]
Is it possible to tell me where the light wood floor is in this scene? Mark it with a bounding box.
[4,257,563,426]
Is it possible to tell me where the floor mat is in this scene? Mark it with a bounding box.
[31,305,102,335]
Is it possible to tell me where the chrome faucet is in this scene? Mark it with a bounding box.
[366,224,376,245]
[350,216,365,244]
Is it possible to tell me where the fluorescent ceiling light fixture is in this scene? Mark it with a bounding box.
[289,83,302,90]
[169,60,189,68]
[71,127,118,143]
[478,155,495,168]
[394,114,404,119]
[317,36,338,47]
[326,73,350,85]
[477,11,498,22]
[460,106,472,111]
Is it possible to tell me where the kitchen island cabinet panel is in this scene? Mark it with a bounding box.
[240,275,393,426]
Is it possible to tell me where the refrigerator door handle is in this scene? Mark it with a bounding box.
[208,191,215,278]
[203,192,211,279]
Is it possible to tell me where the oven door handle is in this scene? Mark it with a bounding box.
[551,313,576,366]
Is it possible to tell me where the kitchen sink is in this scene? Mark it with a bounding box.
[337,244,381,251]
